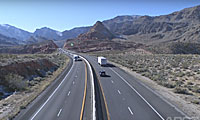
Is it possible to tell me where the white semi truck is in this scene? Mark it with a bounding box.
[98,57,107,66]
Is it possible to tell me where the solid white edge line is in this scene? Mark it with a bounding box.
[30,51,74,120]
[57,109,62,117]
[138,80,190,118]
[128,107,134,115]
[80,56,96,120]
[110,68,165,120]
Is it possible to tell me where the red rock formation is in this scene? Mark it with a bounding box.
[63,21,143,52]
[0,40,58,54]
[0,59,58,80]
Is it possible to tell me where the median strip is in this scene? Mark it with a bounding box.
[80,56,96,120]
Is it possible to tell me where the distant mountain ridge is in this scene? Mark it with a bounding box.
[0,24,31,41]
[61,26,91,40]
[0,33,21,47]
[63,21,140,52]
[0,24,91,47]
[1,5,200,54]
[77,21,115,40]
[34,27,62,40]
[102,5,200,45]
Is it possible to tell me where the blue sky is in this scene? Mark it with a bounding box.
[0,0,199,32]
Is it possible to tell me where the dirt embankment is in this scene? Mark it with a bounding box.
[0,52,69,119]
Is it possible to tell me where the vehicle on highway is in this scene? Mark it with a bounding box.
[73,55,80,61]
[97,57,107,66]
[99,70,106,77]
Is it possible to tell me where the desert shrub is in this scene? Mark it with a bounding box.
[28,80,37,86]
[159,81,176,88]
[47,71,53,75]
[33,77,42,82]
[175,81,184,86]
[141,72,151,77]
[171,62,179,68]
[191,100,200,104]
[4,73,27,91]
[185,71,194,77]
[137,68,148,73]
[174,87,192,95]
[175,72,185,77]
[191,85,200,93]
[187,82,194,85]
[165,66,171,70]
[20,105,26,109]
[197,71,200,74]
[181,62,190,69]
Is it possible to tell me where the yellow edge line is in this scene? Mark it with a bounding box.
[80,61,87,120]
[96,71,111,120]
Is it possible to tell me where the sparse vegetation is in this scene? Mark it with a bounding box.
[4,74,27,91]
[91,51,200,106]
[0,51,70,119]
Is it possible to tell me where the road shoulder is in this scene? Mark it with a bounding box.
[12,56,72,120]
[109,61,200,119]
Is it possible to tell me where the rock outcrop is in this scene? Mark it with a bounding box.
[0,40,58,54]
[77,21,115,40]
[63,21,136,52]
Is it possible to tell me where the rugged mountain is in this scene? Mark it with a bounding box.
[102,5,200,45]
[102,15,141,35]
[61,26,91,40]
[63,21,142,52]
[0,33,22,46]
[26,36,51,44]
[0,40,58,54]
[33,27,62,40]
[77,21,115,40]
[0,24,31,41]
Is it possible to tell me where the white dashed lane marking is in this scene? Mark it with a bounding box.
[118,90,121,95]
[68,91,71,96]
[128,107,133,115]
[57,109,62,117]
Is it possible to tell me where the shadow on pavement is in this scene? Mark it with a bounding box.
[101,63,116,67]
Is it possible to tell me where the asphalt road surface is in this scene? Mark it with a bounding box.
[15,54,89,120]
[82,54,189,120]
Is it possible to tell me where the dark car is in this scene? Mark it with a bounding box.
[99,70,106,77]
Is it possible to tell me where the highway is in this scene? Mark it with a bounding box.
[15,51,92,120]
[15,49,190,120]
[82,54,189,120]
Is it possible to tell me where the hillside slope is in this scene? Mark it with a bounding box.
[0,40,58,54]
[63,21,141,52]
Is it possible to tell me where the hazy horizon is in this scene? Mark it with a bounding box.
[0,0,199,32]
